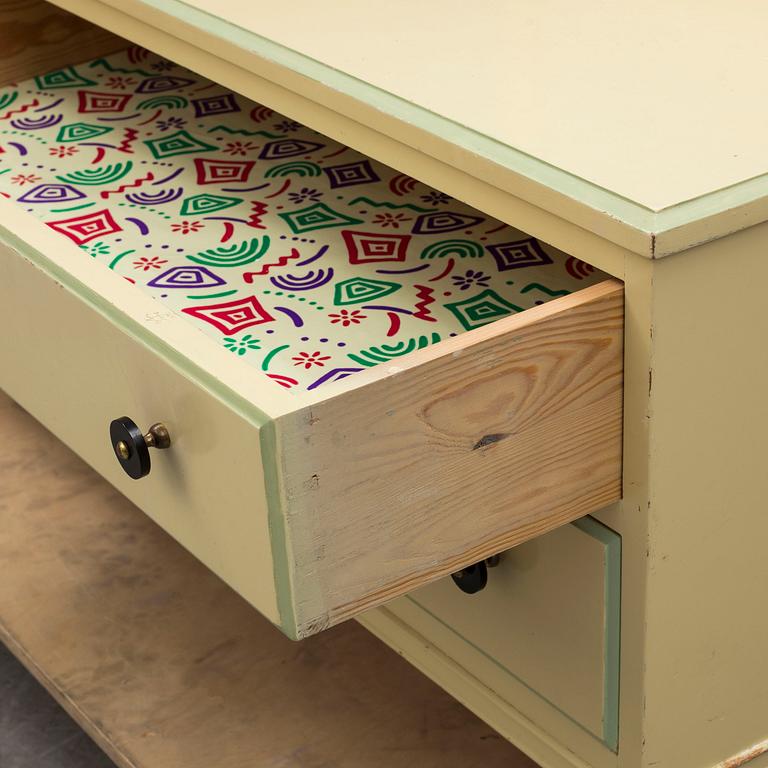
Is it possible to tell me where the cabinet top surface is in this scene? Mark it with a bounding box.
[52,0,768,254]
[181,0,768,208]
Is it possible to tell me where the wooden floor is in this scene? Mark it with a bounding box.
[0,390,538,768]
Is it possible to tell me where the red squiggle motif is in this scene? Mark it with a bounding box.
[413,284,437,322]
[99,171,154,199]
[386,311,401,337]
[220,222,235,243]
[116,128,138,153]
[242,248,300,281]
[0,98,39,120]
[137,108,162,126]
[429,257,455,282]
[264,179,290,199]
[247,201,269,228]
[92,147,106,165]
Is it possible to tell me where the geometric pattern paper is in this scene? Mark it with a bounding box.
[17,183,86,204]
[333,277,401,306]
[77,91,132,113]
[135,76,196,93]
[486,238,554,271]
[146,266,226,289]
[46,209,122,245]
[193,158,255,185]
[144,131,218,159]
[341,230,410,264]
[323,159,380,188]
[179,193,241,216]
[445,289,523,331]
[278,203,362,234]
[56,123,113,143]
[181,296,275,334]
[191,94,240,118]
[258,139,325,160]
[412,211,485,234]
[0,47,606,391]
[34,67,97,90]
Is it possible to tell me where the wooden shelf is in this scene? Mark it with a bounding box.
[0,390,535,768]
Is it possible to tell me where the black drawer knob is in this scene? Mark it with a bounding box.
[451,554,501,595]
[109,417,171,480]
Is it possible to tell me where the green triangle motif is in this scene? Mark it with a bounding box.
[180,193,242,216]
[334,278,400,306]
[35,67,97,90]
[56,123,114,143]
[278,203,363,234]
[445,289,523,331]
[143,130,217,159]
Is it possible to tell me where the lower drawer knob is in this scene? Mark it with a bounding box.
[109,417,171,480]
[451,555,501,595]
[451,561,488,594]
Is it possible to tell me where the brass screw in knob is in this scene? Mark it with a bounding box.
[109,417,172,480]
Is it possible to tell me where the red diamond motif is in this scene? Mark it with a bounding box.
[181,296,274,334]
[46,209,122,245]
[341,230,411,264]
[194,158,255,185]
[77,91,132,113]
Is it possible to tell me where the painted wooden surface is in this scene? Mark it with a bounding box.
[636,221,768,768]
[277,279,623,635]
[0,0,125,83]
[0,241,281,625]
[171,0,768,213]
[43,0,768,256]
[0,390,538,768]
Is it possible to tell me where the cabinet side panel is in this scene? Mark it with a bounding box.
[643,222,768,768]
[0,242,281,626]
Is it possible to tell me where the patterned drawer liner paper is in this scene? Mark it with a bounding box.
[0,48,606,392]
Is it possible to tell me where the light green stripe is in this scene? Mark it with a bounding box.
[259,420,298,639]
[574,516,622,752]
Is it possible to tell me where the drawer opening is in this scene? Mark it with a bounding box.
[0,46,611,392]
[0,20,624,640]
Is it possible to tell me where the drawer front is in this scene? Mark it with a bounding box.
[0,241,281,625]
[364,516,621,752]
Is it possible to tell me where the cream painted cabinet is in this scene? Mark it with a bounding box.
[1,2,767,768]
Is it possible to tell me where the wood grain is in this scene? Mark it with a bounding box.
[0,0,126,85]
[276,279,624,636]
[0,389,537,768]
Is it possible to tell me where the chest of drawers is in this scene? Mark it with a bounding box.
[1,3,767,768]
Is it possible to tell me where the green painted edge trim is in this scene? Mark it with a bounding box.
[573,516,622,752]
[136,0,768,237]
[0,224,272,429]
[259,419,299,639]
[406,515,621,751]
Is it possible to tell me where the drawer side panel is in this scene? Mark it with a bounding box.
[277,279,624,636]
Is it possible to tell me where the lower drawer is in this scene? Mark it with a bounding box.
[362,516,621,754]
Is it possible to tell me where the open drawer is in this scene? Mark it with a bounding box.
[0,32,624,638]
